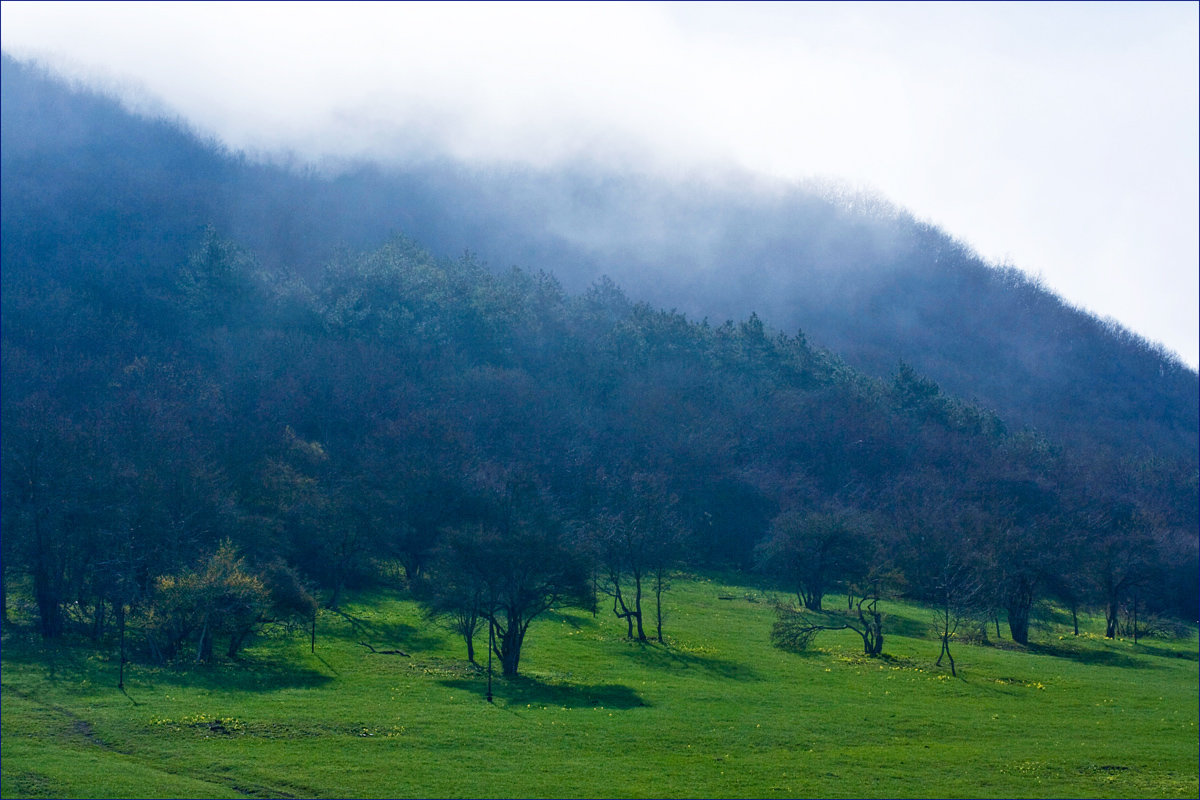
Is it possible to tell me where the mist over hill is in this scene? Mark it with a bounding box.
[3,53,1198,650]
[5,55,1192,470]
[333,161,1198,465]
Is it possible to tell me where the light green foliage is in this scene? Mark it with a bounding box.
[3,576,1197,799]
[148,541,271,662]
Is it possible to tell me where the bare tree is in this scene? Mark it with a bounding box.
[770,573,886,657]
[413,566,485,664]
[931,552,984,677]
[590,474,681,642]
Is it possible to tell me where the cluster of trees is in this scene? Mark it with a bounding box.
[3,221,1195,676]
[4,53,1195,476]
[2,55,1196,677]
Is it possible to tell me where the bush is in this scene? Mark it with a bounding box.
[147,541,270,662]
[1127,614,1194,641]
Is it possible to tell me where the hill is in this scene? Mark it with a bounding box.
[3,54,1195,467]
[3,51,1197,639]
[2,52,1198,800]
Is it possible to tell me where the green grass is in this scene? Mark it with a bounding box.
[3,575,1197,798]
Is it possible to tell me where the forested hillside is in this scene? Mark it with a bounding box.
[5,55,1195,466]
[2,55,1196,669]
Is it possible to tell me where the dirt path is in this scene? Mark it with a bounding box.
[3,683,301,798]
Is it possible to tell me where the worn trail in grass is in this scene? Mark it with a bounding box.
[3,575,1197,798]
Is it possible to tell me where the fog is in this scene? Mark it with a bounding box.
[1,1,1196,367]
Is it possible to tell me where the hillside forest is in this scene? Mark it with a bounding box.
[1,55,1197,677]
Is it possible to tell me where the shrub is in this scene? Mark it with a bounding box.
[148,541,271,662]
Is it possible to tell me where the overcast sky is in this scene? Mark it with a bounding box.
[3,1,1197,368]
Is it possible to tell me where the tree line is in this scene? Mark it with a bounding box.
[3,229,1195,676]
[4,51,1195,482]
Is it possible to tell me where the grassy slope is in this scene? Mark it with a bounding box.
[2,575,1196,799]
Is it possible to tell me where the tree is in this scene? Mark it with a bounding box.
[2,402,72,638]
[971,468,1063,646]
[173,226,261,326]
[755,508,866,611]
[770,590,885,658]
[258,558,319,653]
[149,541,271,662]
[1089,517,1158,640]
[256,426,373,609]
[930,552,984,677]
[651,559,671,644]
[590,473,682,642]
[422,478,589,677]
[413,564,486,664]
[0,391,113,640]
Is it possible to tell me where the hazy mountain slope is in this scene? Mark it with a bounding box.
[4,54,1198,631]
[342,162,1198,465]
[3,54,1195,466]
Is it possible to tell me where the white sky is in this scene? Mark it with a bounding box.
[3,0,1197,368]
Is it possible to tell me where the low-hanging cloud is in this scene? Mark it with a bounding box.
[2,0,1196,367]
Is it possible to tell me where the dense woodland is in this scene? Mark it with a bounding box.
[2,56,1197,676]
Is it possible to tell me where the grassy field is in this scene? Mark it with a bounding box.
[2,574,1197,799]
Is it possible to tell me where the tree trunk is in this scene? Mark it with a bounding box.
[92,599,106,641]
[500,629,521,677]
[802,586,823,612]
[34,575,62,638]
[1005,580,1032,645]
[592,570,599,619]
[228,625,253,659]
[611,576,639,639]
[400,553,422,584]
[613,587,634,638]
[1105,598,1119,638]
[1131,590,1139,645]
[1007,607,1029,645]
[654,567,665,643]
[497,610,526,677]
[117,603,127,689]
[33,521,62,639]
[196,616,212,663]
[633,572,646,641]
[937,635,957,676]
[866,617,882,656]
[856,597,883,656]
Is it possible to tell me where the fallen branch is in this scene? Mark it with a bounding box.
[357,641,409,656]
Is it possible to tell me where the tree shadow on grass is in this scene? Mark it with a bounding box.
[325,608,444,653]
[1024,640,1158,670]
[1,632,334,696]
[1,627,90,673]
[614,640,760,682]
[538,609,590,629]
[1130,641,1198,662]
[438,674,647,709]
[879,613,932,640]
[152,652,335,693]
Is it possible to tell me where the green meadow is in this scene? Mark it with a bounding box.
[2,574,1197,799]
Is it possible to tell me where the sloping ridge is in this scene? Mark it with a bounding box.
[2,53,1195,466]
